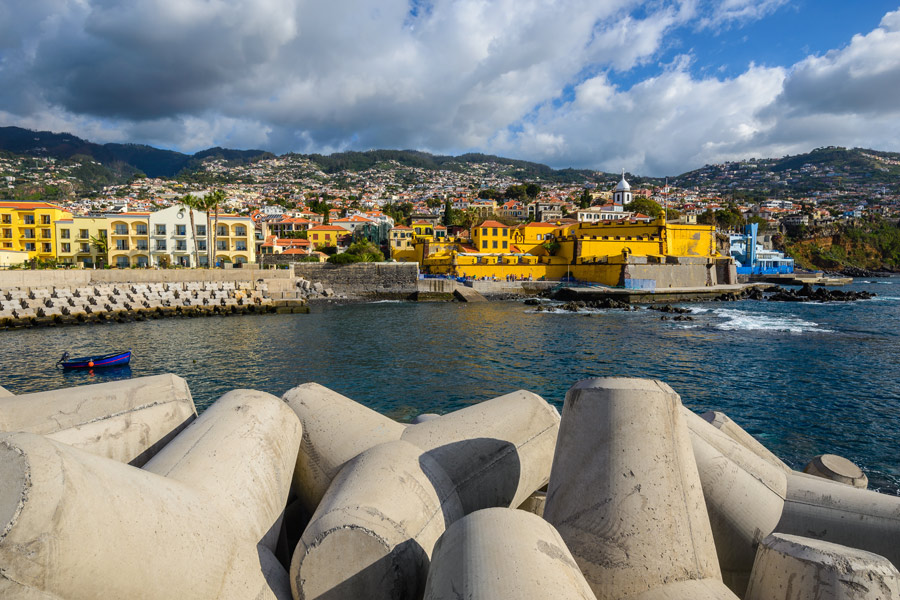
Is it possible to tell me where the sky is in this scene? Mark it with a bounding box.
[2,0,900,176]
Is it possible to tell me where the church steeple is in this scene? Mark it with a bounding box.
[613,169,632,209]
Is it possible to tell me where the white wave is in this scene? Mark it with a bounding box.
[370,300,403,304]
[711,308,832,333]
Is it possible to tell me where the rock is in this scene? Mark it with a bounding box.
[523,298,541,306]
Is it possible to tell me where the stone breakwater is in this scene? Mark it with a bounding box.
[1,376,899,599]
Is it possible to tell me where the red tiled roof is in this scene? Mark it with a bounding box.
[308,225,346,231]
[478,220,510,228]
[0,202,66,210]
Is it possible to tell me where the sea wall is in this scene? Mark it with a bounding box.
[0,265,293,290]
[288,262,419,297]
[2,376,897,600]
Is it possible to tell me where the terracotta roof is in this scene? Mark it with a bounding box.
[478,220,510,228]
[392,225,412,230]
[0,202,66,210]
[519,221,557,228]
[308,225,346,231]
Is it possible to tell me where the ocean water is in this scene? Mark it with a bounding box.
[2,277,899,494]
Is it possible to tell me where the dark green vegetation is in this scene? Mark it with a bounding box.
[326,240,385,264]
[785,217,900,272]
[0,126,273,179]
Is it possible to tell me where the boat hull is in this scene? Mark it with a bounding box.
[61,351,132,369]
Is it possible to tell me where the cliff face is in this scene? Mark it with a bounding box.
[785,225,900,272]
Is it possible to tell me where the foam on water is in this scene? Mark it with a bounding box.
[710,308,831,333]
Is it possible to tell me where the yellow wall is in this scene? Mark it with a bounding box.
[56,217,108,266]
[213,217,254,264]
[472,223,511,252]
[0,202,73,261]
[108,214,151,267]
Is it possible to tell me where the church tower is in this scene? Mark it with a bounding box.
[613,169,631,210]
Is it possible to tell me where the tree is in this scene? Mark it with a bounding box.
[578,189,592,209]
[624,197,664,218]
[207,190,227,266]
[178,193,201,268]
[90,235,108,268]
[442,199,453,226]
[525,183,541,200]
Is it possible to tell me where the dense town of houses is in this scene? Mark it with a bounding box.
[1,150,898,268]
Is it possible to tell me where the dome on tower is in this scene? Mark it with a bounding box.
[615,171,631,192]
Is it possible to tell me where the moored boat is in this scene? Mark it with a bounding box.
[57,350,132,369]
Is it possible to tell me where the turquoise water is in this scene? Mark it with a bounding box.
[2,277,899,494]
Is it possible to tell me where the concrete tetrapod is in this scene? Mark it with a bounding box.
[775,471,900,571]
[281,382,406,513]
[144,389,303,552]
[700,410,791,473]
[0,374,196,466]
[804,454,869,489]
[0,384,12,397]
[423,508,596,600]
[291,439,464,600]
[543,378,732,600]
[0,431,292,600]
[681,407,788,596]
[745,533,900,600]
[400,390,560,513]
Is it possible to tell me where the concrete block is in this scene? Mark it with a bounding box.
[290,439,464,600]
[0,385,12,397]
[804,454,869,489]
[627,579,738,600]
[0,374,197,466]
[775,471,900,570]
[423,508,596,600]
[282,382,406,513]
[701,410,791,472]
[517,489,546,517]
[745,533,900,600]
[144,389,302,551]
[401,390,560,513]
[682,407,787,596]
[0,432,291,600]
[544,378,721,600]
[411,413,441,424]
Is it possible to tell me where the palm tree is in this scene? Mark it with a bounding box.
[178,194,201,268]
[206,190,227,267]
[90,234,108,268]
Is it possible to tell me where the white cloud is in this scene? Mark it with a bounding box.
[2,1,900,176]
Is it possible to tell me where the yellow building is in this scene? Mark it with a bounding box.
[107,213,151,268]
[56,216,108,267]
[511,222,558,254]
[472,220,511,253]
[389,225,416,261]
[212,214,255,265]
[307,225,347,249]
[0,202,73,262]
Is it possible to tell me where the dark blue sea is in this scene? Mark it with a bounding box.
[2,277,899,494]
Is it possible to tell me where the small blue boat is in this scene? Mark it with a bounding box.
[57,350,132,369]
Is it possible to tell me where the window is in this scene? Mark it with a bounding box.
[155,224,166,235]
[197,240,207,251]
[216,240,228,251]
[136,224,148,235]
[235,242,247,251]
[536,234,543,240]
[176,241,187,251]
[156,240,166,251]
[80,243,90,253]
[61,229,70,239]
[41,215,51,224]
[502,241,508,249]
[25,243,36,251]
[492,240,498,249]
[235,227,246,237]
[115,225,128,235]
[313,234,319,241]
[41,229,51,239]
[176,225,186,236]
[1,214,10,224]
[23,228,35,238]
[482,240,487,249]
[482,228,487,235]
[42,243,51,253]
[136,241,148,251]
[24,215,35,224]
[492,228,498,236]
[196,225,206,236]
[62,243,70,253]
[217,226,228,236]
[79,229,89,239]
[116,240,129,250]
[116,256,129,268]
[2,228,10,238]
